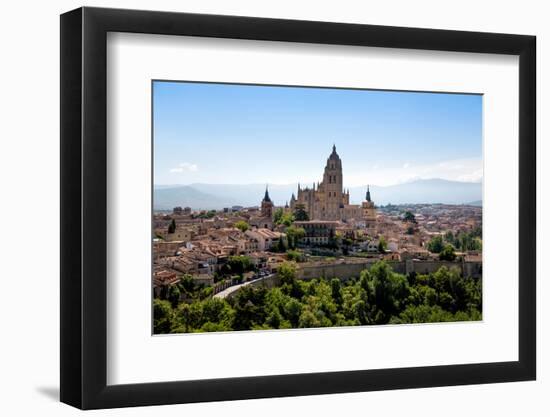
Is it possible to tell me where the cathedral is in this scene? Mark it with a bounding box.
[289,145,376,226]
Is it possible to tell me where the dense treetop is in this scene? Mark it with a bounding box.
[154,260,482,334]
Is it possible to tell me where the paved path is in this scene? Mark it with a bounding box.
[213,274,275,299]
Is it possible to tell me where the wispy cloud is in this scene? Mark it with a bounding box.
[169,162,198,173]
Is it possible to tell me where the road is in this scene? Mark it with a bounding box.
[213,274,276,299]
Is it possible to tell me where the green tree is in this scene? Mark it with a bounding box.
[363,261,410,323]
[166,284,181,308]
[378,236,387,253]
[160,258,482,334]
[277,261,304,299]
[330,278,343,307]
[353,300,369,325]
[298,309,320,328]
[284,299,303,327]
[199,210,216,219]
[403,211,416,223]
[175,303,192,332]
[200,322,233,332]
[226,255,253,275]
[395,304,454,324]
[279,213,294,227]
[231,286,268,330]
[178,274,196,295]
[201,298,235,328]
[199,286,214,300]
[286,249,303,262]
[444,231,455,244]
[266,308,283,329]
[274,236,287,252]
[427,235,444,253]
[439,244,457,261]
[359,270,371,293]
[277,261,298,286]
[153,299,174,334]
[273,208,284,224]
[173,301,206,333]
[419,286,438,306]
[167,218,176,234]
[293,203,309,221]
[285,226,305,249]
[234,220,249,233]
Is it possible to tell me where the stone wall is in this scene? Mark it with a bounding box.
[247,274,281,289]
[224,259,481,299]
[296,259,482,281]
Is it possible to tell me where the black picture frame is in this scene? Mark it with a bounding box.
[60,6,536,410]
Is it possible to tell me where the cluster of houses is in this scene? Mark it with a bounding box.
[153,200,482,298]
[153,212,288,291]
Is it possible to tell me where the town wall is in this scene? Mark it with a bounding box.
[296,259,482,281]
[222,259,481,299]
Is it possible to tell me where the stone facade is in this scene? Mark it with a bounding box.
[290,145,375,224]
[294,220,339,245]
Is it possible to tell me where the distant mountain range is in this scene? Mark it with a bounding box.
[153,179,482,211]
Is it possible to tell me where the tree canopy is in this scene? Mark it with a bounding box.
[439,244,457,261]
[285,225,306,249]
[427,235,444,253]
[167,219,176,234]
[378,236,387,253]
[403,211,417,223]
[154,261,482,334]
[293,204,309,221]
[234,220,249,232]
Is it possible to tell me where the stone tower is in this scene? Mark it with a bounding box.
[261,185,274,218]
[362,185,377,230]
[322,144,344,219]
[291,144,368,222]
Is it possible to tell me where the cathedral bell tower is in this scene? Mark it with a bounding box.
[322,144,344,220]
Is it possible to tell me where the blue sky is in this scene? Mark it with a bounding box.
[153,81,482,187]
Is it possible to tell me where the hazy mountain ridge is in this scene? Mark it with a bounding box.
[154,179,482,211]
[154,185,239,210]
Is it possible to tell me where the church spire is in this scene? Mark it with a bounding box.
[366,185,371,202]
[263,185,271,202]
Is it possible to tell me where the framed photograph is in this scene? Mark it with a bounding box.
[60,6,536,409]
